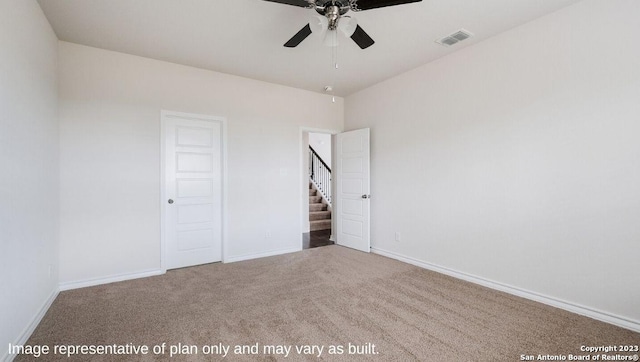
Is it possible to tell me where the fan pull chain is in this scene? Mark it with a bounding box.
[330,34,338,103]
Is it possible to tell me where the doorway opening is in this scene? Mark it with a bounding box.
[302,131,334,249]
[300,127,371,252]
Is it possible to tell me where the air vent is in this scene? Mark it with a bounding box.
[436,29,474,47]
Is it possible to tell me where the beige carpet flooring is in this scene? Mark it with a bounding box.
[17,245,639,361]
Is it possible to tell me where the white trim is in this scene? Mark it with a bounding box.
[225,247,301,264]
[2,288,58,362]
[300,126,342,135]
[59,269,164,291]
[160,111,167,271]
[160,110,228,268]
[220,118,229,263]
[371,247,640,333]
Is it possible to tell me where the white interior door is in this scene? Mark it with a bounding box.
[162,111,223,270]
[336,128,370,252]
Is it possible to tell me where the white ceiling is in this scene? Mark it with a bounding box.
[37,0,582,96]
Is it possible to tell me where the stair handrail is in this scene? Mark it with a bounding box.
[309,146,331,205]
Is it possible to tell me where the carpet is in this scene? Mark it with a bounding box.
[15,245,639,361]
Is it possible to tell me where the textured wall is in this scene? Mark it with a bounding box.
[346,0,640,325]
[58,41,343,284]
[0,0,59,358]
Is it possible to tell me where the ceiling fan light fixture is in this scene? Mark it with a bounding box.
[323,29,339,47]
[338,16,358,37]
[310,15,328,37]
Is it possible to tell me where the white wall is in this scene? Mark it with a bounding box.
[309,132,332,167]
[345,0,640,326]
[58,42,343,284]
[0,0,59,358]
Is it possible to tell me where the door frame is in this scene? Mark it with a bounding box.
[160,110,228,272]
[299,127,341,247]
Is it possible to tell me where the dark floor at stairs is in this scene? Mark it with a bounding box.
[302,229,333,249]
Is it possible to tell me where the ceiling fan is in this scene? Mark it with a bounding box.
[264,0,422,49]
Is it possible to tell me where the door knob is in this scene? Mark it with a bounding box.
[361,194,370,199]
[168,199,174,204]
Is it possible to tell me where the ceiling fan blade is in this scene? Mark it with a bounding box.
[353,0,421,11]
[284,24,313,47]
[263,0,310,7]
[350,25,375,49]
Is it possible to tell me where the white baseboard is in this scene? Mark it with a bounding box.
[59,269,165,291]
[371,247,640,333]
[2,288,59,362]
[225,247,301,263]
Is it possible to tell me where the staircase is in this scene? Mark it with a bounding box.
[309,182,331,231]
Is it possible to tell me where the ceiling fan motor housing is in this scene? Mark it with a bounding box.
[324,6,341,30]
[314,0,352,9]
[314,1,352,30]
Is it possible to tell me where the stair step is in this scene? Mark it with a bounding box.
[309,210,331,221]
[309,203,327,212]
[308,189,316,196]
[309,195,322,203]
[310,219,331,231]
